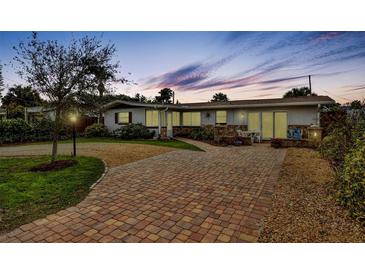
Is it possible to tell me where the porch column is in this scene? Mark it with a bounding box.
[158,110,161,135]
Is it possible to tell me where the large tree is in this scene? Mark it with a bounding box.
[14,32,116,162]
[155,88,174,103]
[0,62,4,102]
[283,87,318,98]
[211,92,229,102]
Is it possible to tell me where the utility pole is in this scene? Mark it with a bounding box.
[308,75,312,92]
[172,91,175,104]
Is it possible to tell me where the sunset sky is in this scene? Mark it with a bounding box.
[0,31,364,104]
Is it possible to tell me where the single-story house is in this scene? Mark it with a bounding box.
[101,96,335,140]
[24,106,56,123]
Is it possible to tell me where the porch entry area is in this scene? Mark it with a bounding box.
[248,111,287,140]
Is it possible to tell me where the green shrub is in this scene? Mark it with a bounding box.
[85,123,108,137]
[0,119,32,143]
[338,136,365,222]
[189,127,214,141]
[32,117,55,141]
[112,123,154,139]
[319,131,346,167]
[190,128,203,140]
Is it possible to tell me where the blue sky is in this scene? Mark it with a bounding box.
[0,31,364,103]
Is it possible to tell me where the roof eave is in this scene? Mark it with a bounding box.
[102,99,335,111]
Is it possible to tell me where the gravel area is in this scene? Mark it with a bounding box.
[0,143,174,167]
[259,148,365,243]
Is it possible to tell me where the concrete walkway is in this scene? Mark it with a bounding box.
[0,140,286,242]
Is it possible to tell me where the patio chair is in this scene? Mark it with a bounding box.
[236,129,255,144]
[288,127,302,140]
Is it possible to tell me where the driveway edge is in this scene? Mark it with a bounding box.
[90,159,108,189]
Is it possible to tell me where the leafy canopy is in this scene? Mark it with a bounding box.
[1,85,43,107]
[283,87,318,98]
[155,88,174,103]
[211,92,229,102]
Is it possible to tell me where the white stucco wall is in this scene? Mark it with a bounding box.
[104,105,319,132]
[243,105,318,126]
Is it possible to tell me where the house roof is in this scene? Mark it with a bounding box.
[102,95,335,111]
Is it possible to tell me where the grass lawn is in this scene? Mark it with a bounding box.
[21,137,203,151]
[0,155,104,233]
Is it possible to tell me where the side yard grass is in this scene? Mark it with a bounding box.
[2,137,204,152]
[0,156,104,233]
[259,148,365,243]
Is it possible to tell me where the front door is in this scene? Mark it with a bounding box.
[167,112,173,137]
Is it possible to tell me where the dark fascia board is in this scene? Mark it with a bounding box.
[102,99,335,111]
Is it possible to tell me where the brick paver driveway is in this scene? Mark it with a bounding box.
[1,140,286,243]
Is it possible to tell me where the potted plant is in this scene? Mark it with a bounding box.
[271,138,283,148]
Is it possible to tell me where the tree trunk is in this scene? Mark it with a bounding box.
[97,87,104,124]
[51,107,61,162]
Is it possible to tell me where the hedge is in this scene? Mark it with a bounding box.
[0,118,69,144]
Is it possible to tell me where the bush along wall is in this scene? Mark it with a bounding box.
[337,136,365,222]
[84,123,109,137]
[0,119,33,143]
[112,123,155,139]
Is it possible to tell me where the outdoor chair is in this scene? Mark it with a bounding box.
[288,127,302,140]
[236,129,255,144]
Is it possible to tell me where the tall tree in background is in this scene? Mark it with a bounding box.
[85,48,128,122]
[1,85,43,119]
[1,85,43,107]
[350,100,363,109]
[283,87,318,98]
[155,88,174,103]
[211,92,229,102]
[133,93,148,103]
[0,62,4,103]
[14,32,115,162]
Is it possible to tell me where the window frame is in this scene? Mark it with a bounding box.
[215,110,227,125]
[118,112,130,124]
[145,109,159,127]
[183,112,201,127]
[115,111,132,125]
[172,111,180,126]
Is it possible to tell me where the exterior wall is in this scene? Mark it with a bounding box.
[104,107,146,132]
[201,110,215,126]
[200,109,247,126]
[103,105,319,138]
[244,105,318,126]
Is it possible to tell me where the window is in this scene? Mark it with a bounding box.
[172,112,180,126]
[191,112,201,126]
[183,112,201,126]
[216,110,227,124]
[115,112,131,124]
[117,112,129,124]
[146,110,158,127]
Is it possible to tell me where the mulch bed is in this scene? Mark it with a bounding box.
[259,148,365,243]
[30,159,78,172]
